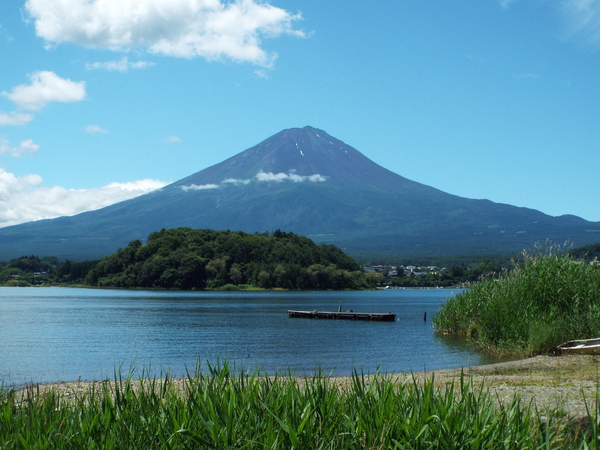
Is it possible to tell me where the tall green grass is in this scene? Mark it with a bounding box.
[0,364,595,449]
[434,243,600,356]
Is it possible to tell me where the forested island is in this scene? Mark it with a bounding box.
[85,228,373,290]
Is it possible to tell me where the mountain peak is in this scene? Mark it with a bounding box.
[176,125,408,191]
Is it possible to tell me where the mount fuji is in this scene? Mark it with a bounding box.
[0,126,598,260]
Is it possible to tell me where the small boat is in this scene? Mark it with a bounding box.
[287,310,396,322]
[557,338,600,355]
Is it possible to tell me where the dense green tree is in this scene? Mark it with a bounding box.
[84,228,371,290]
[7,255,53,273]
[229,264,244,285]
[56,260,98,282]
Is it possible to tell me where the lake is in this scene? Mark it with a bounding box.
[0,287,498,386]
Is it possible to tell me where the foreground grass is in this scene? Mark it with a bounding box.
[434,243,600,356]
[2,364,599,449]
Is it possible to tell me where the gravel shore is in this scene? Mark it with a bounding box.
[387,354,600,420]
[11,354,600,420]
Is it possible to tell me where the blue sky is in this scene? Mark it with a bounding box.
[1,0,599,228]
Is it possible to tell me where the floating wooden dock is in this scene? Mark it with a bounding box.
[287,310,396,322]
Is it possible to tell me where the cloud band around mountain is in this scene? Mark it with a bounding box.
[180,170,327,192]
[181,184,220,191]
[255,171,327,183]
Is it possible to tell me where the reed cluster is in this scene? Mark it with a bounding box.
[434,243,600,356]
[1,364,596,449]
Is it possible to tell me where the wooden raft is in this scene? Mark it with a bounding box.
[287,310,396,322]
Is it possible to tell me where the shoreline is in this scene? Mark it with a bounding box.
[8,354,600,419]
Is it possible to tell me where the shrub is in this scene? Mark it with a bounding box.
[434,242,600,356]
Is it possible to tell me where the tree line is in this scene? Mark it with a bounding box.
[3,231,595,290]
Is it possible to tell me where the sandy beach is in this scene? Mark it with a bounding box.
[391,354,600,420]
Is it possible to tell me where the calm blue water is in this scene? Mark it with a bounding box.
[0,287,496,386]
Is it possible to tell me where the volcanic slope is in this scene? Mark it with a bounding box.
[0,126,598,260]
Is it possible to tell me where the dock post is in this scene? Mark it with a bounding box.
[338,305,342,312]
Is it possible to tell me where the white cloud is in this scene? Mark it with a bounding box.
[0,138,40,157]
[163,136,182,144]
[0,169,168,227]
[0,111,34,126]
[0,170,43,201]
[25,0,303,67]
[253,68,269,78]
[3,71,86,112]
[181,183,219,191]
[86,57,155,72]
[85,125,110,134]
[180,171,326,192]
[255,171,287,182]
[560,0,600,45]
[498,0,519,9]
[255,170,326,183]
[513,72,541,79]
[222,177,250,186]
[0,24,12,42]
[501,0,600,47]
[104,179,167,192]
